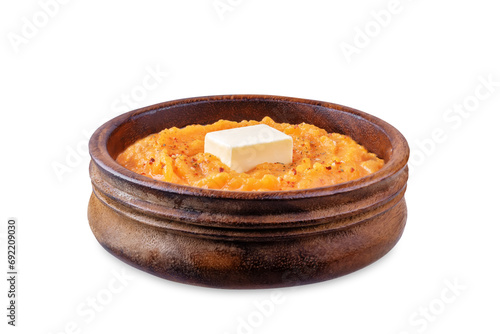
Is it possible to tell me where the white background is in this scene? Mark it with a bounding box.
[1,0,499,333]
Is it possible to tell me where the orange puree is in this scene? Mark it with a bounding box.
[116,117,384,191]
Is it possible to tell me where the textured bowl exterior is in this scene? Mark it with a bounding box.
[88,95,409,289]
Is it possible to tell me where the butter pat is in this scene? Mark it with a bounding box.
[204,124,293,173]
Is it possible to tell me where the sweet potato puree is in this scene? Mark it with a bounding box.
[116,117,384,191]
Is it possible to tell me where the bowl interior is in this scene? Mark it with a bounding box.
[106,96,394,163]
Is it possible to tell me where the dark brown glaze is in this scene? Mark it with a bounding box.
[87,95,410,289]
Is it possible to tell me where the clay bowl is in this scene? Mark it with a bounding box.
[88,95,409,289]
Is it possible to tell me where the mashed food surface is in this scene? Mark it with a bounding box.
[116,117,384,191]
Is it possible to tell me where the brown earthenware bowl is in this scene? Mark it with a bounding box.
[88,95,409,289]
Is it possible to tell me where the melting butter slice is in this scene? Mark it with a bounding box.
[204,124,293,173]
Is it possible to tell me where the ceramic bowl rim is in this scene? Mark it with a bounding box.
[89,94,409,200]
